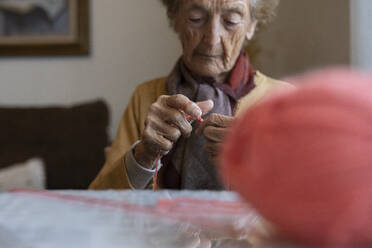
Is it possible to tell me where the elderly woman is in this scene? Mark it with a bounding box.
[90,0,288,190]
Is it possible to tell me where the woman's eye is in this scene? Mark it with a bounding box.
[225,20,238,26]
[189,18,202,23]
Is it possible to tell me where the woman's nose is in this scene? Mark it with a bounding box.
[203,19,221,47]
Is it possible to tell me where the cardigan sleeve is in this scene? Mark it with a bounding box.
[89,78,167,190]
[89,89,142,189]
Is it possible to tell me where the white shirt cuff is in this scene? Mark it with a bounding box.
[124,140,162,189]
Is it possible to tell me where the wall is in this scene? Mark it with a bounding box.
[0,0,181,139]
[350,0,372,70]
[252,0,350,78]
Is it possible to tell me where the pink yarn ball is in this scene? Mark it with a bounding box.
[221,68,372,246]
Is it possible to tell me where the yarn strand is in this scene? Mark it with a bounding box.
[152,101,204,191]
[152,152,161,191]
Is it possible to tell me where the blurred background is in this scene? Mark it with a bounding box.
[1,0,371,138]
[0,0,370,189]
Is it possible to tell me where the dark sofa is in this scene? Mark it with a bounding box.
[0,100,109,189]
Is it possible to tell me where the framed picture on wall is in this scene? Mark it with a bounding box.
[0,0,89,56]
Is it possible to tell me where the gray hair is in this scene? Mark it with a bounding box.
[160,0,280,25]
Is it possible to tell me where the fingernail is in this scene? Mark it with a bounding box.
[192,108,202,118]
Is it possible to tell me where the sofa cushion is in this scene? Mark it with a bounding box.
[0,157,45,191]
[0,100,109,189]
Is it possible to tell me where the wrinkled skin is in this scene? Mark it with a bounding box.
[196,114,234,165]
[135,95,214,169]
[174,0,257,82]
[135,0,256,168]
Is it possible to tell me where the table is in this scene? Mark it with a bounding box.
[0,190,261,248]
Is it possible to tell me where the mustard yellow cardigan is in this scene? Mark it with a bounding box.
[89,71,290,190]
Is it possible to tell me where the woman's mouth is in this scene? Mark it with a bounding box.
[195,53,222,59]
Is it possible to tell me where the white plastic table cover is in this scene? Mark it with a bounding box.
[0,190,265,248]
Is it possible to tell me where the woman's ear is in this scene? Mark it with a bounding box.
[246,20,258,40]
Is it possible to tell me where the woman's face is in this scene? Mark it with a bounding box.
[174,0,256,80]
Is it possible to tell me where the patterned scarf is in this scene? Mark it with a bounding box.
[159,52,255,190]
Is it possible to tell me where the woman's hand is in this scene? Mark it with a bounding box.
[135,94,213,169]
[196,114,234,165]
